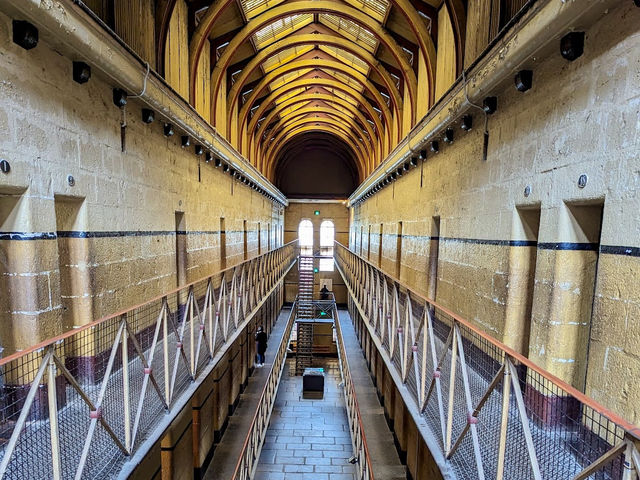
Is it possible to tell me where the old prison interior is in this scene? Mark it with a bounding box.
[0,0,639,479]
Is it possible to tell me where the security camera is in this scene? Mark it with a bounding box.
[348,456,359,465]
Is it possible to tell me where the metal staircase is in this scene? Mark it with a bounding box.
[295,322,314,375]
[297,255,314,318]
[296,255,315,374]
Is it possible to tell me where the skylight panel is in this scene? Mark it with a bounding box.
[261,45,314,73]
[319,14,378,53]
[318,46,369,75]
[326,70,365,93]
[341,0,390,22]
[269,68,313,91]
[252,14,313,49]
[238,0,285,20]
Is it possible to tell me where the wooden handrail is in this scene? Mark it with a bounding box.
[230,299,298,480]
[334,305,375,478]
[334,241,640,438]
[0,241,297,367]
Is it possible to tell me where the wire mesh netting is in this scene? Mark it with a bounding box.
[0,243,296,479]
[335,243,635,480]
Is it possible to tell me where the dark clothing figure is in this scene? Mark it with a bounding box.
[255,328,268,366]
[320,285,330,300]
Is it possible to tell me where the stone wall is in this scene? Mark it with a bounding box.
[0,12,284,355]
[350,3,640,423]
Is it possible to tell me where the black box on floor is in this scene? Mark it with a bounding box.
[302,368,324,399]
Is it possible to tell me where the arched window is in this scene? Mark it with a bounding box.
[319,220,335,271]
[320,220,335,248]
[298,219,313,255]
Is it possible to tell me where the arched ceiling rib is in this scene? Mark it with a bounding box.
[250,93,384,169]
[207,1,419,130]
[246,80,392,161]
[172,0,459,183]
[226,35,405,140]
[239,71,395,158]
[263,111,376,172]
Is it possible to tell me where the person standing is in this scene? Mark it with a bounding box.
[320,285,330,300]
[255,326,268,367]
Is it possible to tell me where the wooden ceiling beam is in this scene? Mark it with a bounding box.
[406,0,438,40]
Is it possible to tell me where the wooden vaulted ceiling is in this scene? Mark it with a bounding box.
[157,0,466,187]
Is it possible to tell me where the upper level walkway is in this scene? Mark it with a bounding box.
[0,242,639,480]
[218,297,405,480]
[248,311,405,480]
[201,307,292,480]
[334,242,640,480]
[0,242,297,479]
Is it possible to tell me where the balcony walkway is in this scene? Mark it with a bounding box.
[336,309,406,480]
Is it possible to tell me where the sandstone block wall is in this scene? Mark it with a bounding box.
[0,12,284,355]
[349,3,640,423]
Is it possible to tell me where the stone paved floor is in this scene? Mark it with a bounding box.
[255,358,357,480]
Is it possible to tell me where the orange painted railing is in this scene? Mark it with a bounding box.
[230,300,297,480]
[0,242,297,479]
[334,302,375,480]
[335,241,640,480]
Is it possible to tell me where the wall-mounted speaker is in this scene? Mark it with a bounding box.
[73,62,91,84]
[13,21,38,50]
[515,70,533,92]
[560,32,585,61]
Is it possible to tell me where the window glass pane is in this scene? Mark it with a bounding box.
[320,220,335,247]
[319,258,334,271]
[252,14,313,49]
[319,14,378,53]
[299,220,313,255]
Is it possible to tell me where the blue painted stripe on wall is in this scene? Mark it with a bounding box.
[537,242,599,251]
[0,230,250,240]
[3,230,639,257]
[600,245,640,257]
[0,232,57,240]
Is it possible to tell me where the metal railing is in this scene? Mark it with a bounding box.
[335,242,640,480]
[308,293,337,318]
[231,299,299,480]
[0,241,297,480]
[334,303,375,480]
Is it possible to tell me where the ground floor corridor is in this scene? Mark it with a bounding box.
[209,304,405,480]
[255,358,356,480]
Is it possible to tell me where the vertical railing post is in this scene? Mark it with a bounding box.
[622,438,639,480]
[455,326,485,479]
[48,348,62,480]
[162,298,170,402]
[496,362,511,480]
[208,281,214,354]
[189,288,195,376]
[507,359,542,480]
[122,314,132,453]
[445,322,458,453]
